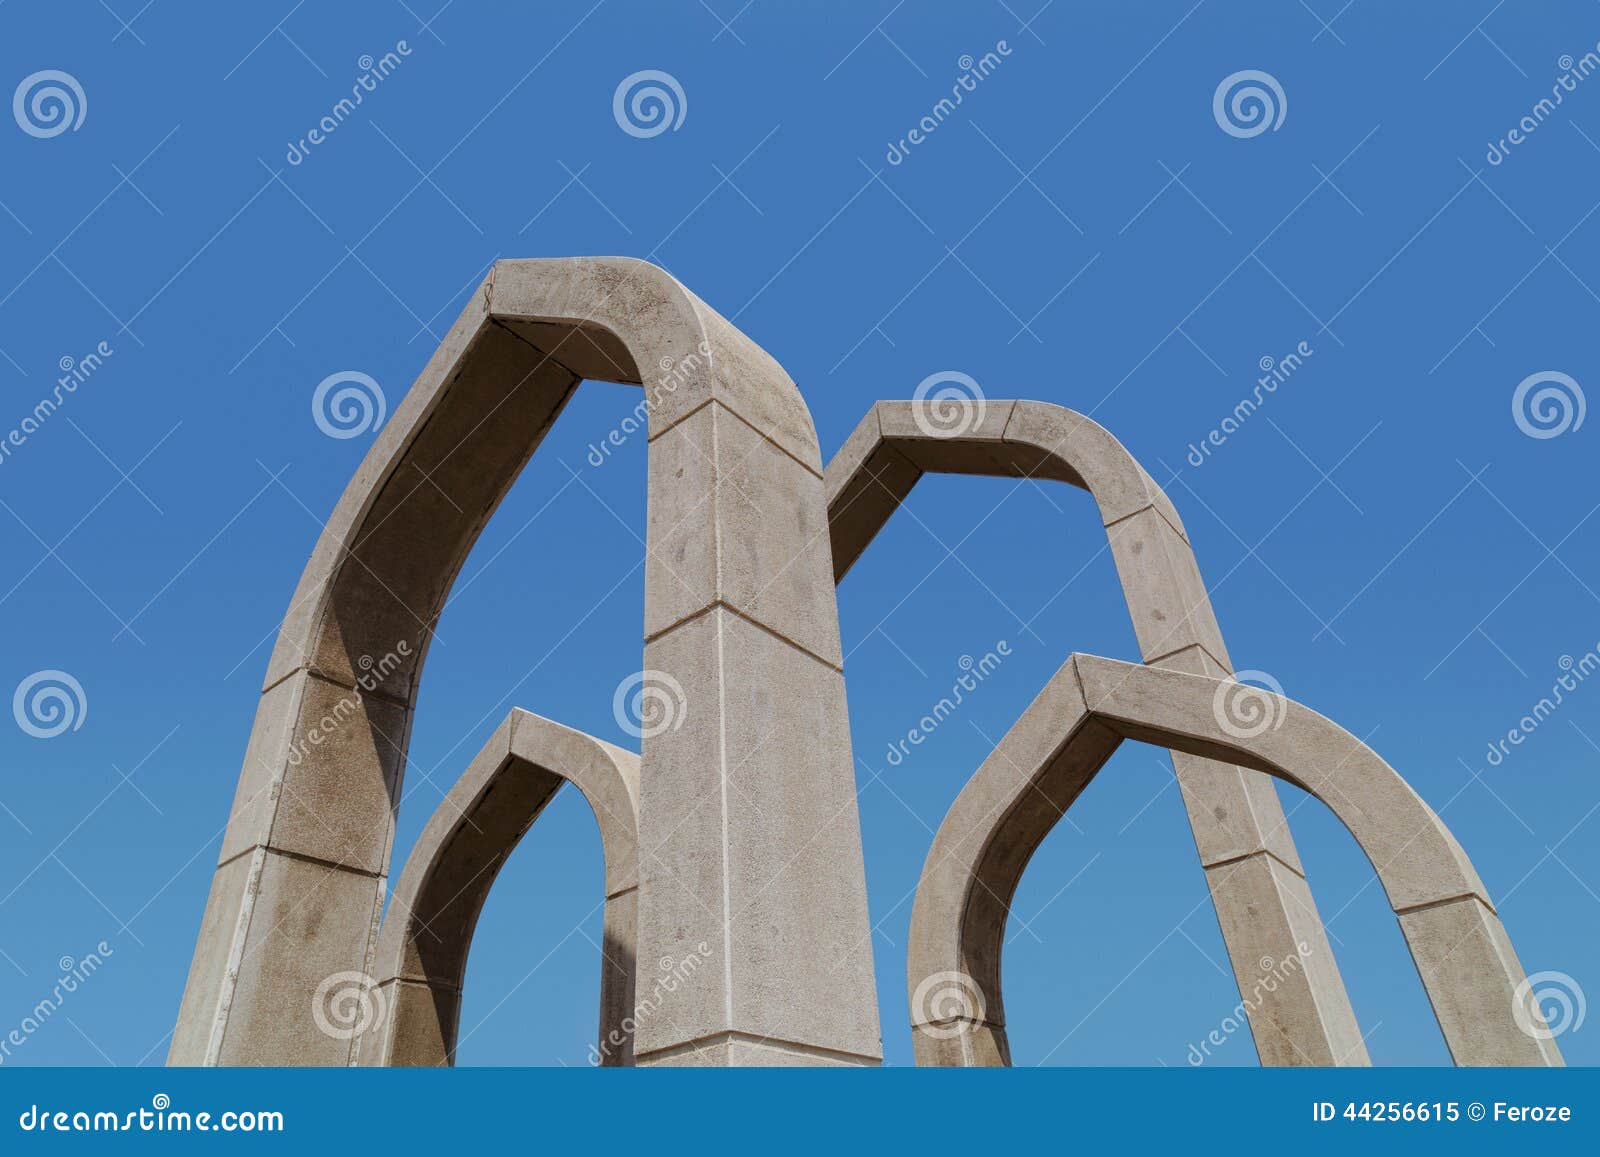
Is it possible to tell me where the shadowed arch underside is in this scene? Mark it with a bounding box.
[172,257,880,1066]
[171,258,1538,1071]
[358,710,639,1067]
[823,400,1365,1066]
[906,654,1562,1068]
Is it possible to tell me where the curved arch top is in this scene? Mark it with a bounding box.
[169,255,1559,1069]
[827,399,1184,578]
[360,709,639,1067]
[174,257,881,1066]
[266,255,827,713]
[826,399,1220,663]
[907,653,1562,1068]
[824,398,1366,1066]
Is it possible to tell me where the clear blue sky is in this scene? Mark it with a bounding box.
[0,0,1595,1068]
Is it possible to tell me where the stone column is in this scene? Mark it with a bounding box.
[634,398,881,1065]
[1105,504,1368,1065]
[824,400,1365,1067]
[172,258,882,1067]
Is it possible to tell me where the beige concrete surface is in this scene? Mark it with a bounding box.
[359,710,639,1067]
[906,653,1560,1067]
[824,400,1363,1066]
[174,258,879,1066]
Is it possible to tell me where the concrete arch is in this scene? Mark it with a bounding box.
[825,400,1363,1065]
[356,709,639,1067]
[906,653,1562,1067]
[172,258,880,1066]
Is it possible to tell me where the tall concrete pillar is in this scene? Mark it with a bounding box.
[635,401,880,1064]
[907,653,1561,1069]
[171,258,880,1065]
[823,400,1365,1065]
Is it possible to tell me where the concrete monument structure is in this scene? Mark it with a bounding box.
[905,654,1559,1067]
[362,710,639,1067]
[171,257,1559,1068]
[825,400,1363,1066]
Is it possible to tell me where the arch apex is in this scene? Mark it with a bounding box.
[488,256,822,472]
[909,650,1558,1067]
[362,708,641,1067]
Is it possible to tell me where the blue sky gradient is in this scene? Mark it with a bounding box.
[0,1,1596,1068]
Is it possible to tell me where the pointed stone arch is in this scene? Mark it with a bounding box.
[171,258,880,1066]
[356,709,639,1067]
[906,653,1562,1067]
[824,399,1364,1065]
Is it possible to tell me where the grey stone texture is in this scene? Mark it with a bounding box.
[358,710,639,1067]
[171,258,878,1067]
[824,400,1364,1066]
[172,258,1556,1069]
[906,654,1561,1067]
